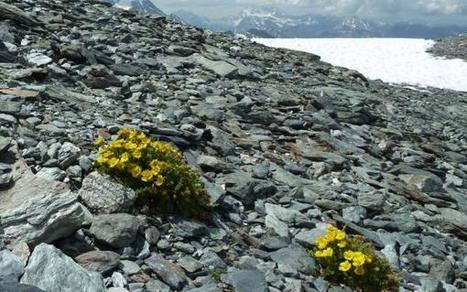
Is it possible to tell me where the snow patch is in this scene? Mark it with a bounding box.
[255,38,467,92]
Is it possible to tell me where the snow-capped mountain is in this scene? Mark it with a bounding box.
[104,0,165,16]
[174,8,467,38]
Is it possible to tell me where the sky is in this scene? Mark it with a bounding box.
[155,0,467,25]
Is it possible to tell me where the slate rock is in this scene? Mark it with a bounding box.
[223,269,268,292]
[0,282,45,292]
[144,253,188,290]
[0,249,24,282]
[78,172,136,214]
[89,214,142,248]
[21,244,105,292]
[75,250,120,275]
[0,160,91,245]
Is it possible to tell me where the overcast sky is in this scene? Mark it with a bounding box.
[155,0,467,25]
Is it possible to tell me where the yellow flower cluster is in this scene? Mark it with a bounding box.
[313,226,372,276]
[310,225,399,291]
[94,128,209,218]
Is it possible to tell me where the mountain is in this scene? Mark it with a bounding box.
[174,8,467,38]
[104,0,165,15]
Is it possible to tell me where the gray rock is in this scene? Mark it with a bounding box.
[35,167,66,181]
[0,249,24,282]
[145,279,170,292]
[89,214,142,248]
[0,282,45,292]
[21,244,105,292]
[144,253,188,289]
[172,218,208,239]
[78,172,136,214]
[294,227,327,249]
[400,174,443,193]
[269,245,317,275]
[222,269,268,292]
[120,260,141,275]
[265,213,289,237]
[0,160,91,245]
[191,54,238,77]
[178,256,203,273]
[111,271,127,288]
[440,208,467,232]
[357,192,385,210]
[57,142,80,168]
[75,250,120,274]
[25,53,52,66]
[0,136,11,152]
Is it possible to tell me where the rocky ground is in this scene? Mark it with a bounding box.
[1,0,467,291]
[427,34,467,61]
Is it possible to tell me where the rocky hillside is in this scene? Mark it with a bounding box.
[428,34,467,61]
[1,0,467,292]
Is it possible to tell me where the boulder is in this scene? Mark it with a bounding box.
[0,159,91,246]
[21,244,106,292]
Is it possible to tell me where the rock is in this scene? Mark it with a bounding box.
[145,279,171,292]
[269,245,317,274]
[178,256,203,273]
[357,192,385,210]
[440,208,467,233]
[0,249,24,282]
[75,250,120,275]
[0,136,11,152]
[294,228,327,249]
[110,63,144,76]
[399,173,443,193]
[191,54,238,77]
[57,142,80,168]
[222,269,268,292]
[78,172,136,214]
[265,213,289,237]
[25,53,52,67]
[0,282,45,292]
[89,214,142,248]
[35,167,66,181]
[144,253,188,290]
[120,260,140,275]
[172,218,208,239]
[21,244,106,292]
[0,160,91,245]
[111,271,127,288]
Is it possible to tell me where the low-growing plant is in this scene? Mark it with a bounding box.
[311,226,399,292]
[94,128,210,218]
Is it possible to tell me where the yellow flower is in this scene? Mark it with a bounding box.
[96,156,108,165]
[344,251,355,261]
[94,137,105,146]
[352,252,366,267]
[314,250,324,257]
[120,152,130,163]
[339,261,352,272]
[354,266,365,275]
[133,150,142,159]
[316,237,328,250]
[108,158,119,168]
[129,164,142,178]
[321,247,333,257]
[141,170,153,182]
[337,241,347,248]
[336,230,346,241]
[365,255,373,263]
[156,175,164,186]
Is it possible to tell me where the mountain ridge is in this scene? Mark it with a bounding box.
[173,8,467,38]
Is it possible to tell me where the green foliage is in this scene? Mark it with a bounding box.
[208,267,227,282]
[94,128,210,218]
[311,226,399,292]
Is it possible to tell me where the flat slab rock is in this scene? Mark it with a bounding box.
[21,243,106,292]
[0,159,91,245]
